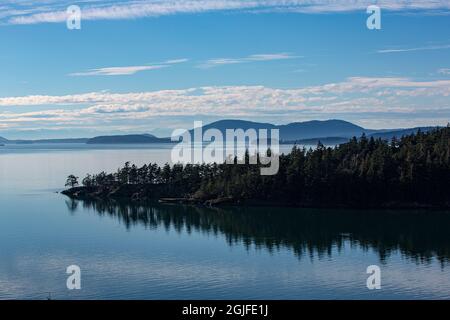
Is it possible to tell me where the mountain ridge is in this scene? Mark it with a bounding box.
[0,119,442,144]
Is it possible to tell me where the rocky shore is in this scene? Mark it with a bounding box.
[60,185,450,209]
[61,185,235,206]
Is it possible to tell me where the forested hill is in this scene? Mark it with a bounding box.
[1,120,440,144]
[63,126,450,208]
[86,134,171,144]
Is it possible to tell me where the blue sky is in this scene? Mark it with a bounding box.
[0,0,449,139]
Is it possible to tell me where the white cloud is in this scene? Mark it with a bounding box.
[0,77,449,129]
[2,75,449,134]
[247,53,300,61]
[1,77,449,108]
[69,65,167,76]
[165,58,189,64]
[438,68,450,75]
[378,44,450,53]
[68,58,188,76]
[199,52,300,68]
[3,1,449,25]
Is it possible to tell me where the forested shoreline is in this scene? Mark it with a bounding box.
[62,126,450,208]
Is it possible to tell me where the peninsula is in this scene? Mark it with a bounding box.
[62,126,450,209]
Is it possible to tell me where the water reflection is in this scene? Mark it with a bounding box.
[66,198,450,266]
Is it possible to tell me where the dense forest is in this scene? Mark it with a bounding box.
[64,126,450,208]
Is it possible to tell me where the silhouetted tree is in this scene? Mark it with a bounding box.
[65,175,79,188]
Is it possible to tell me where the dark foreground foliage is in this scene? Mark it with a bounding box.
[64,126,450,208]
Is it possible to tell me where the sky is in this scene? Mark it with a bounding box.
[0,0,449,139]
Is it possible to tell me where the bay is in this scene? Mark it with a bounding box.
[1,143,449,300]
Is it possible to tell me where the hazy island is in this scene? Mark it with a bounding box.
[0,119,439,145]
[62,126,450,209]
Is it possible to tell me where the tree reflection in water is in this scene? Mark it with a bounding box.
[65,198,450,266]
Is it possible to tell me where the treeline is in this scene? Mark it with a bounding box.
[67,126,450,207]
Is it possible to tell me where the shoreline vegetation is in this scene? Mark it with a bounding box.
[62,126,450,209]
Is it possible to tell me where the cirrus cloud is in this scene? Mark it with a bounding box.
[69,65,167,76]
[2,1,450,25]
[198,52,301,68]
[69,58,188,76]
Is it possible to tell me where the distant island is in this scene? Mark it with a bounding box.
[62,126,450,209]
[86,134,171,144]
[0,119,440,145]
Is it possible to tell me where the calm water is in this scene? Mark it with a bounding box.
[1,143,450,300]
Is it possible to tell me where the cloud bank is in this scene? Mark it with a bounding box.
[1,77,449,134]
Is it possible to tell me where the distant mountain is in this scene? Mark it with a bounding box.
[38,138,89,143]
[278,120,369,140]
[195,119,369,141]
[368,127,438,140]
[199,119,275,132]
[86,134,171,144]
[195,119,440,142]
[0,120,441,145]
[2,138,88,144]
[17,138,89,144]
